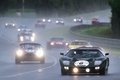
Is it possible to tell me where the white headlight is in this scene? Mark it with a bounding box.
[18,29,20,31]
[13,24,15,26]
[50,42,54,45]
[61,21,63,23]
[66,43,69,46]
[5,23,8,26]
[56,21,58,23]
[31,37,35,42]
[17,50,23,56]
[63,61,70,65]
[94,61,102,65]
[86,68,90,73]
[43,19,45,22]
[48,20,51,22]
[35,49,44,57]
[74,19,76,22]
[73,68,79,73]
[20,36,24,41]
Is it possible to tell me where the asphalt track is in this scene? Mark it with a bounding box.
[0,9,120,80]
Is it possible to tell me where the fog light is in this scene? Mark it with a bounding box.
[95,67,100,70]
[64,66,69,70]
[86,68,90,73]
[73,68,78,73]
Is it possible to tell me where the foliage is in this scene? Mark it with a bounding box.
[0,0,109,17]
[108,0,120,38]
[74,26,112,38]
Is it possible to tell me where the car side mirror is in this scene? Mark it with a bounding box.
[60,53,64,56]
[105,53,109,55]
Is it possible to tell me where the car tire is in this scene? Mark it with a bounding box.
[61,68,67,75]
[15,58,21,64]
[99,66,108,75]
[41,57,45,64]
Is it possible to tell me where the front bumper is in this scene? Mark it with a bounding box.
[16,53,44,61]
[62,66,102,74]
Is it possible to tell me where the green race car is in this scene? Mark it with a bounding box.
[59,47,109,75]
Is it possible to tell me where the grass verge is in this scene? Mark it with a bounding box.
[39,26,120,55]
[74,26,113,38]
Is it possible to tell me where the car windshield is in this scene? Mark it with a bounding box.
[51,38,64,41]
[20,44,41,49]
[71,42,89,45]
[66,50,104,58]
[58,18,64,21]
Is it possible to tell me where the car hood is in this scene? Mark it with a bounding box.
[68,45,92,49]
[61,56,105,67]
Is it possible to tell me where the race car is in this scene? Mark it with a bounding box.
[92,18,99,24]
[17,30,35,42]
[73,17,83,23]
[17,25,28,32]
[22,28,36,37]
[5,22,16,28]
[68,40,92,50]
[46,38,69,50]
[42,18,52,23]
[15,42,45,64]
[35,20,46,28]
[59,47,109,75]
[56,18,64,25]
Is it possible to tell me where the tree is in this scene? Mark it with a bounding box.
[108,0,120,38]
[0,0,9,16]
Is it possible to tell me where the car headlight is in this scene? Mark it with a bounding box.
[48,20,51,22]
[43,19,45,22]
[13,24,15,26]
[18,29,20,31]
[50,42,54,45]
[35,49,44,57]
[61,21,64,23]
[94,61,102,65]
[74,19,76,22]
[63,61,70,65]
[56,21,58,23]
[5,23,8,26]
[31,37,35,41]
[79,19,81,21]
[65,43,69,46]
[20,36,24,41]
[16,50,23,56]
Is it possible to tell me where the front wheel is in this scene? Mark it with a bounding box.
[40,57,45,64]
[99,67,108,75]
[61,68,67,75]
[15,58,21,64]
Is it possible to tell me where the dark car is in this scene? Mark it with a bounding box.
[59,47,109,75]
[73,17,83,23]
[17,31,35,42]
[5,22,16,28]
[35,20,46,28]
[17,25,28,32]
[15,42,45,64]
[56,18,64,25]
[46,38,68,50]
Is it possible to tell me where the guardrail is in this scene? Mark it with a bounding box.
[70,23,120,49]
